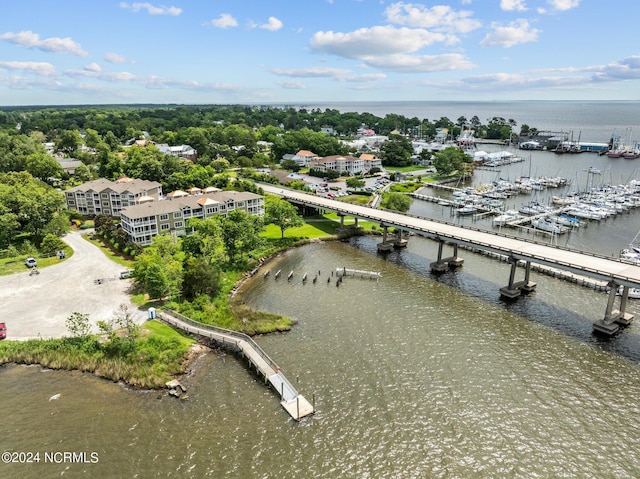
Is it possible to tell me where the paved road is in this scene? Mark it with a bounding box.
[0,231,146,340]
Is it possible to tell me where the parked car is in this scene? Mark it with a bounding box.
[24,257,37,268]
[119,270,132,280]
[0,322,5,340]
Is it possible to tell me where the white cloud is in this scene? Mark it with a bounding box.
[65,68,136,82]
[310,26,446,58]
[248,17,284,31]
[384,3,481,34]
[480,19,540,47]
[0,61,57,76]
[547,0,580,11]
[0,30,88,57]
[262,17,283,31]
[500,0,527,11]
[84,63,102,73]
[309,25,475,73]
[210,13,238,29]
[278,80,307,90]
[119,2,182,16]
[362,53,476,72]
[271,67,386,82]
[104,52,134,64]
[271,67,353,78]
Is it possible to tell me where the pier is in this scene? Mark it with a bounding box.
[336,267,382,280]
[158,309,315,421]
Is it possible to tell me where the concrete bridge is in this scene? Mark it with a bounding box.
[261,184,640,336]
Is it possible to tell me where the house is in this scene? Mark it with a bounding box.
[155,143,198,161]
[286,150,318,167]
[359,153,383,172]
[65,177,163,217]
[309,154,381,175]
[56,158,84,175]
[120,190,264,246]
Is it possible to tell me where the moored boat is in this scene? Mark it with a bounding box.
[531,217,568,234]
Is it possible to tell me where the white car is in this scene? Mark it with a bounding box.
[24,257,37,268]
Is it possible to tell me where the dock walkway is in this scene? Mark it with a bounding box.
[158,309,314,421]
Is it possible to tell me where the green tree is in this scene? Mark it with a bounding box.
[66,312,91,339]
[264,195,304,238]
[0,205,20,248]
[280,159,300,171]
[84,128,102,148]
[181,257,222,301]
[211,158,230,173]
[73,163,93,182]
[432,146,471,176]
[0,171,66,245]
[40,233,66,255]
[133,235,184,300]
[25,152,63,182]
[380,134,413,167]
[346,177,365,189]
[219,209,264,262]
[381,192,412,212]
[56,129,83,155]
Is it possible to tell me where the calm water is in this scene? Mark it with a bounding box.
[306,100,640,143]
[3,101,640,478]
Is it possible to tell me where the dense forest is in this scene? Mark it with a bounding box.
[0,103,527,184]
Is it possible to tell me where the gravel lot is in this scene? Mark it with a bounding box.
[0,231,146,340]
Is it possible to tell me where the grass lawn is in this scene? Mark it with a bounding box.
[384,165,430,173]
[84,234,135,269]
[0,247,74,277]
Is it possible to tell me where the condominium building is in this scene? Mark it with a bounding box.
[119,190,265,246]
[65,177,163,217]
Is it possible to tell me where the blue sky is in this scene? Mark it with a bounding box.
[1,1,639,105]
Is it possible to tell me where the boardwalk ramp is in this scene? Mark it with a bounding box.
[158,309,314,421]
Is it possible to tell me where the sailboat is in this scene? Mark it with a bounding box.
[620,230,640,264]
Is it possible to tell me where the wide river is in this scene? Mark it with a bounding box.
[3,116,640,477]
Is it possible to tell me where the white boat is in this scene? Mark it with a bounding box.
[455,205,477,216]
[492,210,519,226]
[564,206,603,220]
[518,201,549,215]
[531,217,568,234]
[548,214,580,228]
[616,286,640,299]
[587,166,602,174]
[551,195,575,206]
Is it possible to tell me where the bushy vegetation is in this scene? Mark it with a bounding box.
[0,318,195,388]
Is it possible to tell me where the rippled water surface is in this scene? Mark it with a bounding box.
[4,237,640,478]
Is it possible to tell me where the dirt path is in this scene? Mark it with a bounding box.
[0,231,146,340]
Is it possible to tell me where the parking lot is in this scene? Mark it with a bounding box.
[0,231,146,340]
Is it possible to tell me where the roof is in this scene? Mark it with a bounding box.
[296,150,317,157]
[121,190,263,220]
[66,178,162,195]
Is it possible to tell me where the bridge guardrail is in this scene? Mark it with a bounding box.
[160,309,280,373]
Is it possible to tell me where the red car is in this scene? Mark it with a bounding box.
[0,322,5,340]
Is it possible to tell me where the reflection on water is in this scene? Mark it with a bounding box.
[3,235,640,478]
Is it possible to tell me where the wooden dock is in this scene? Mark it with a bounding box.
[158,309,314,421]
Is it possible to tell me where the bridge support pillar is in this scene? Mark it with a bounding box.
[377,224,393,252]
[338,213,345,227]
[499,258,537,299]
[430,240,464,273]
[593,282,634,336]
[394,229,408,248]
